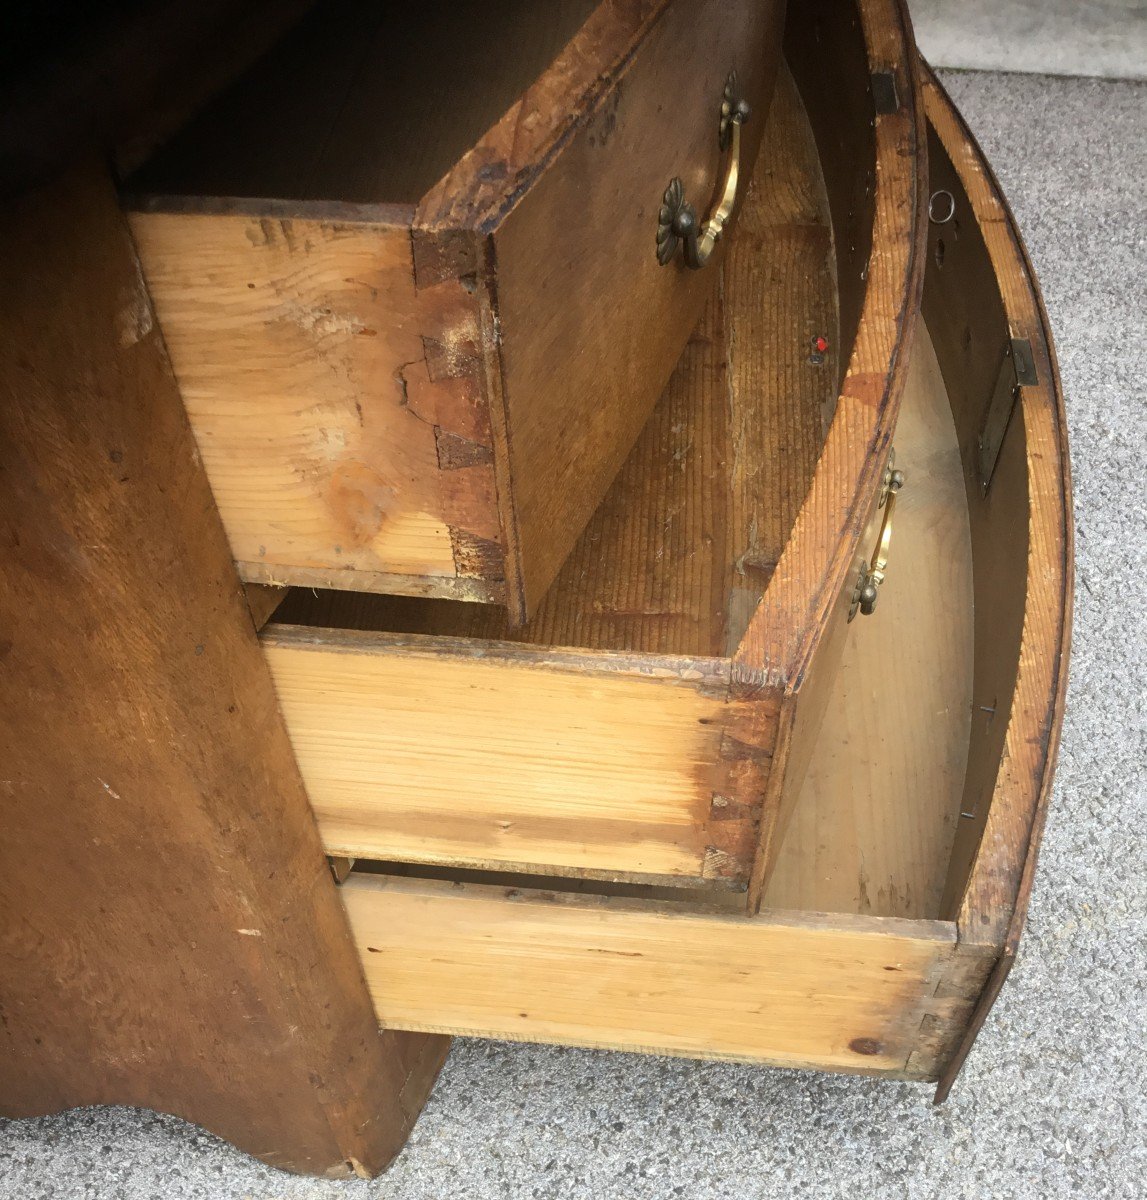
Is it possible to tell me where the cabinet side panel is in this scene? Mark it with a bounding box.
[0,169,447,1178]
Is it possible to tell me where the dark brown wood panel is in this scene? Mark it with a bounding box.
[490,0,785,613]
[0,166,447,1177]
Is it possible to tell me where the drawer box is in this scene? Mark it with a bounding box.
[335,57,1071,1089]
[124,0,785,622]
[262,0,925,897]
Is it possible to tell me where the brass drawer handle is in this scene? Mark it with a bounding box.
[657,72,751,270]
[849,453,906,621]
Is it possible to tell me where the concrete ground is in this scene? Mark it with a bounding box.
[2,70,1144,1200]
[912,0,1147,80]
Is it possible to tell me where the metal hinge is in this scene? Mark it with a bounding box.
[977,338,1037,493]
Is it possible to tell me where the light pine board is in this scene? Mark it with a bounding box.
[262,630,730,880]
[764,325,975,919]
[345,876,957,1074]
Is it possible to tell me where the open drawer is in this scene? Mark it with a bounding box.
[319,66,1071,1091]
[260,0,925,899]
[123,0,785,622]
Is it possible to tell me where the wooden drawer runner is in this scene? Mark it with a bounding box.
[263,0,925,896]
[329,62,1071,1090]
[123,0,785,622]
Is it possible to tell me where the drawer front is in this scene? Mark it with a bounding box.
[488,0,785,614]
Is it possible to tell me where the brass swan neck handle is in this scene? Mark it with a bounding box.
[657,73,751,271]
[849,452,906,621]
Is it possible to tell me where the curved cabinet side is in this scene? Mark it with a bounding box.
[917,67,1073,1099]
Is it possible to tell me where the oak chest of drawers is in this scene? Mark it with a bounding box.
[0,0,1071,1180]
[259,0,1070,1092]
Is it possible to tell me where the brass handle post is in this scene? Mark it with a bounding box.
[849,453,906,621]
[657,73,751,270]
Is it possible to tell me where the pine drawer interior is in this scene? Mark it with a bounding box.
[251,10,1070,1084]
[261,0,926,906]
[121,0,785,619]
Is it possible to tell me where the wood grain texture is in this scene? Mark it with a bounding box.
[0,166,447,1177]
[127,208,500,594]
[918,67,1072,1097]
[741,0,927,910]
[343,876,958,1075]
[262,626,739,883]
[124,0,784,620]
[764,326,974,919]
[489,0,785,612]
[722,64,838,651]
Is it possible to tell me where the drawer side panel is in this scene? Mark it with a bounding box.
[343,878,956,1075]
[491,0,785,613]
[263,633,754,881]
